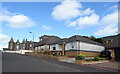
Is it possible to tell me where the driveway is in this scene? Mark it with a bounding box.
[85,61,119,72]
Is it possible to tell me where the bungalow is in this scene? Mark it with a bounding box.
[101,34,120,61]
[50,35,105,57]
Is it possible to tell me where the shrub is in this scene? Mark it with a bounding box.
[43,51,49,55]
[52,52,57,56]
[76,54,86,60]
[93,56,100,61]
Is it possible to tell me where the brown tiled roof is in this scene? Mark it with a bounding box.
[104,34,120,48]
[49,35,103,46]
[67,35,103,46]
[36,35,61,46]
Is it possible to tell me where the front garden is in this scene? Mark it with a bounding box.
[25,51,110,64]
[75,54,109,65]
[25,51,68,60]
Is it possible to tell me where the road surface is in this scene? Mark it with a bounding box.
[2,53,116,72]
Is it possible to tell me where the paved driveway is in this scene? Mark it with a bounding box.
[2,53,117,72]
[85,61,119,71]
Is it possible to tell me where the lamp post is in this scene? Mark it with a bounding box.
[62,41,65,56]
[29,32,34,53]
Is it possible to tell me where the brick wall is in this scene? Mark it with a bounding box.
[65,51,101,57]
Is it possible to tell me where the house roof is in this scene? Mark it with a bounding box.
[67,35,103,46]
[102,34,120,48]
[9,37,14,43]
[50,35,103,46]
[22,39,26,43]
[49,38,67,44]
[16,40,20,43]
[33,42,39,47]
[35,35,61,46]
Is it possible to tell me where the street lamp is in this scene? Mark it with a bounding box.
[62,41,65,56]
[29,32,34,52]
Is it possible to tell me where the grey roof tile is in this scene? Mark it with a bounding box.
[102,34,120,48]
[9,37,14,43]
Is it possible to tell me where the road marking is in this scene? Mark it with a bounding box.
[85,64,118,72]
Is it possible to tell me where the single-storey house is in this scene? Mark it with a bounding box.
[50,35,105,57]
[101,34,120,61]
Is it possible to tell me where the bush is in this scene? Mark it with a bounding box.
[43,51,49,55]
[52,52,57,56]
[76,54,86,60]
[93,56,100,61]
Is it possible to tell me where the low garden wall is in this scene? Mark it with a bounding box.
[25,52,68,60]
[65,51,100,57]
[75,60,109,65]
[75,54,109,65]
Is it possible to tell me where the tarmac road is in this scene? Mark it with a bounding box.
[2,53,116,72]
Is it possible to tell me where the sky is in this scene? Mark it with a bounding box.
[0,0,119,50]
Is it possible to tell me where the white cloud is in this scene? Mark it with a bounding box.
[94,24,118,36]
[42,25,52,30]
[69,13,99,29]
[0,8,36,28]
[94,11,118,35]
[52,0,95,21]
[100,12,118,25]
[80,8,94,16]
[52,1,118,36]
[52,0,82,21]
[0,34,10,50]
[52,0,97,30]
[107,5,118,11]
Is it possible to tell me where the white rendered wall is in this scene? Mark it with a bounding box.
[65,42,78,50]
[79,42,104,52]
[65,41,104,52]
[38,46,41,50]
[35,47,38,50]
[50,44,62,51]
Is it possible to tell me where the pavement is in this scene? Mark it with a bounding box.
[59,58,75,63]
[85,61,119,72]
[2,53,119,72]
[58,57,119,72]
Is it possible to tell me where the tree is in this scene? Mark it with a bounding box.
[82,35,103,44]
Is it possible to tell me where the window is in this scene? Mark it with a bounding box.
[30,44,32,47]
[40,38,42,41]
[71,45,74,48]
[16,46,19,50]
[106,41,108,43]
[71,43,74,48]
[10,46,12,49]
[10,43,13,45]
[53,47,56,50]
[23,44,25,46]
